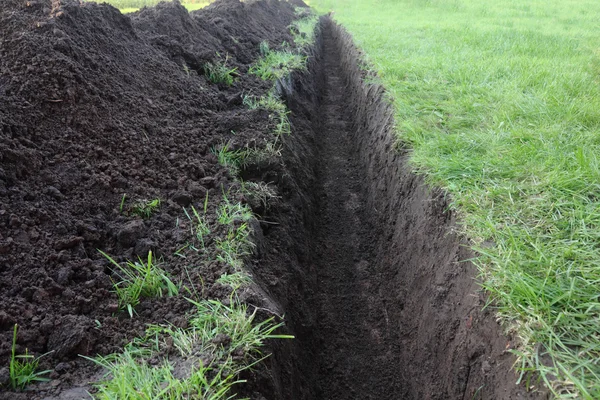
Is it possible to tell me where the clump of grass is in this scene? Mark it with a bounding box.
[243,91,291,136]
[290,11,318,48]
[261,141,283,159]
[216,222,254,271]
[249,45,306,81]
[259,40,270,57]
[203,54,237,86]
[241,180,279,210]
[217,272,252,290]
[8,324,51,390]
[100,250,179,318]
[211,141,251,176]
[243,91,286,113]
[213,194,255,270]
[186,298,292,355]
[87,344,243,400]
[87,298,292,399]
[183,194,211,251]
[216,197,253,226]
[131,198,160,219]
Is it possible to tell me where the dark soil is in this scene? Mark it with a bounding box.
[0,0,297,398]
[1,0,549,398]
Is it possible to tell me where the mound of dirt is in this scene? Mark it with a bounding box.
[0,0,297,397]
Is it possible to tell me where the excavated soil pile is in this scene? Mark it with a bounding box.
[0,0,298,398]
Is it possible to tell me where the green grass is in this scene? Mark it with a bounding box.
[217,272,252,290]
[216,196,253,226]
[203,54,237,86]
[83,0,212,13]
[211,141,251,176]
[212,140,283,176]
[131,198,160,219]
[249,43,307,81]
[87,298,291,400]
[215,222,254,271]
[290,8,319,48]
[213,194,255,271]
[243,91,291,136]
[310,0,600,397]
[183,204,211,250]
[8,325,51,390]
[100,250,179,318]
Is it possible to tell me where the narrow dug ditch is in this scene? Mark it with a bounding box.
[253,17,549,400]
[305,28,397,398]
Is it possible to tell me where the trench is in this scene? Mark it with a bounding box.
[251,16,546,400]
[306,28,398,398]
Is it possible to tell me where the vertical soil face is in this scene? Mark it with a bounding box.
[255,18,548,400]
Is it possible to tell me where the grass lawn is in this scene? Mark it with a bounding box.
[84,0,212,13]
[310,0,600,397]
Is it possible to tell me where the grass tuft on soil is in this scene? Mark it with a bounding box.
[87,297,291,400]
[91,190,290,398]
[100,250,179,318]
[8,325,52,390]
[249,44,307,81]
[311,0,600,397]
[204,54,238,86]
[291,8,319,48]
[243,91,291,136]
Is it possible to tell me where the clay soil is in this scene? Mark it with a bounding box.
[1,0,547,399]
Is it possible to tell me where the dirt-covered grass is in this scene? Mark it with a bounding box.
[311,0,600,397]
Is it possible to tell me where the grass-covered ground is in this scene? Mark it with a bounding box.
[310,0,600,397]
[84,0,212,13]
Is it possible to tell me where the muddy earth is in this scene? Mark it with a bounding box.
[0,0,546,399]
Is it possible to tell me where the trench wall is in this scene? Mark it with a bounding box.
[253,16,545,400]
